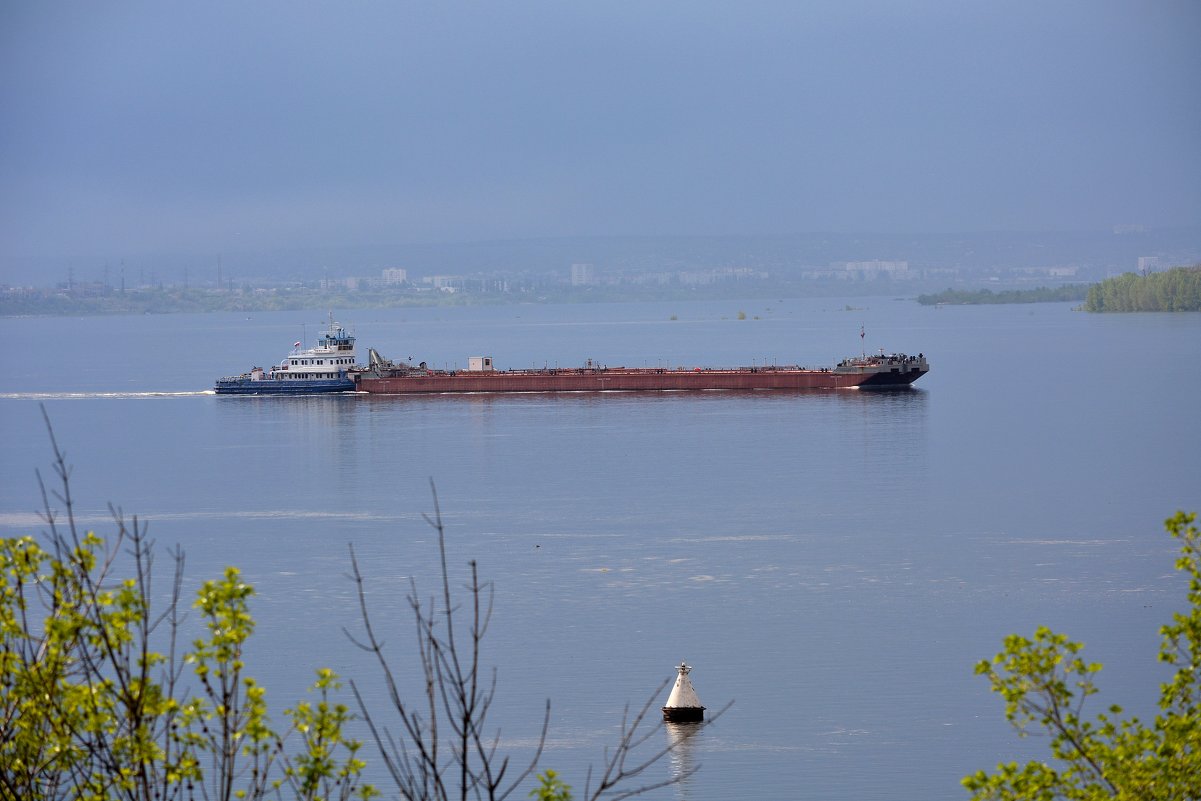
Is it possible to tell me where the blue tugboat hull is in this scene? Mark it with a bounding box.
[213,378,356,395]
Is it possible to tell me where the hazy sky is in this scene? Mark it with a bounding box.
[2,1,1199,273]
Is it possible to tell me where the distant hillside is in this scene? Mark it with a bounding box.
[1084,265,1201,312]
[916,285,1087,306]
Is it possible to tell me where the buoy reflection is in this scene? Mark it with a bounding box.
[664,720,702,799]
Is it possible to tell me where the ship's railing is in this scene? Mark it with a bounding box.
[836,353,925,368]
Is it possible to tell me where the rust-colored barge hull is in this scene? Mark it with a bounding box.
[354,361,927,394]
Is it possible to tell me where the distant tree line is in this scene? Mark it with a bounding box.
[0,281,916,318]
[0,286,490,317]
[1084,265,1201,312]
[916,285,1087,306]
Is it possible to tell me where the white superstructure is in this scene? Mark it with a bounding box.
[270,317,358,381]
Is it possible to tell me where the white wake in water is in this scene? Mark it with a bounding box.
[0,509,423,529]
[0,391,214,400]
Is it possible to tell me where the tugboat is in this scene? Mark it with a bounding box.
[214,316,358,395]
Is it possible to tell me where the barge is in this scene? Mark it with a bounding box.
[352,350,928,394]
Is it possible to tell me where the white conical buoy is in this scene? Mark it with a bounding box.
[662,661,705,722]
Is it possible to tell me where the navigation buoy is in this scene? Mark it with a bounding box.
[662,661,705,722]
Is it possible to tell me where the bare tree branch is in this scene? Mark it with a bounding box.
[347,482,730,801]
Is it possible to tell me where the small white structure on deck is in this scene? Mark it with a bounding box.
[662,661,705,722]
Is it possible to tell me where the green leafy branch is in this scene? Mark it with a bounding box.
[965,511,1201,800]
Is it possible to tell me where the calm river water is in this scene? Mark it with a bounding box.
[1,297,1198,800]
